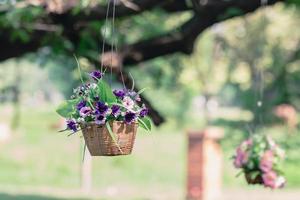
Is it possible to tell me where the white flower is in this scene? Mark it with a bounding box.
[91,83,97,89]
[275,176,286,188]
[107,108,112,115]
[122,96,134,110]
[77,117,85,123]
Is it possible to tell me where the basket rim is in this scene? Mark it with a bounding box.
[80,120,139,126]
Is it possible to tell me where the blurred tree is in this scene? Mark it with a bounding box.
[216,5,300,123]
[0,0,296,125]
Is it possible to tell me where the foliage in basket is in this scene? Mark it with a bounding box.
[56,69,152,134]
[233,135,286,189]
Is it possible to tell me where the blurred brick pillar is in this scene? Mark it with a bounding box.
[187,127,224,200]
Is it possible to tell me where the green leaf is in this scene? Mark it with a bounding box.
[56,99,79,118]
[129,72,135,90]
[105,122,123,154]
[235,170,244,178]
[97,79,117,104]
[249,171,260,180]
[138,117,152,131]
[137,87,149,95]
[246,160,255,170]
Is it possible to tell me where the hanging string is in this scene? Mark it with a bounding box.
[98,0,128,90]
[82,0,112,162]
[112,0,126,90]
[109,0,127,89]
[258,0,268,128]
[248,0,268,136]
[82,0,126,161]
[109,0,116,86]
[99,0,126,88]
[100,0,112,74]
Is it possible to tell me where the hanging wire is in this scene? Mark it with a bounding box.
[100,0,112,73]
[247,0,268,136]
[100,0,127,100]
[258,0,268,128]
[113,8,126,89]
[82,0,127,161]
[99,0,126,88]
[82,0,112,162]
[109,0,116,86]
[110,0,127,89]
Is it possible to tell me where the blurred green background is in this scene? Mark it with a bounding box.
[0,1,300,199]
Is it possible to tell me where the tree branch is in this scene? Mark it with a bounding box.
[0,0,283,63]
[191,0,284,13]
[160,0,192,13]
[120,0,283,66]
[0,30,45,61]
[0,0,284,126]
[50,0,185,22]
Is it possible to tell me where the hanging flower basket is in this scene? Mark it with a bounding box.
[245,172,263,185]
[56,67,152,157]
[81,121,138,156]
[233,135,286,189]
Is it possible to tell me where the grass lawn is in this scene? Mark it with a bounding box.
[0,104,299,199]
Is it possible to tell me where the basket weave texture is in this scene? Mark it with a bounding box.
[81,121,138,156]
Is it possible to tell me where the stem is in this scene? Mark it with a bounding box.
[74,54,85,85]
[129,72,135,91]
[87,99,95,110]
[105,122,123,154]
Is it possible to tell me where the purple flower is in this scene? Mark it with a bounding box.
[76,100,86,111]
[127,90,137,97]
[125,112,136,124]
[140,108,148,118]
[111,105,120,117]
[79,106,92,118]
[113,89,126,99]
[66,119,77,132]
[89,70,103,81]
[94,96,100,101]
[95,114,106,125]
[96,101,109,114]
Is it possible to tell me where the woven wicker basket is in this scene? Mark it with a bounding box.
[81,121,138,156]
[245,173,263,185]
